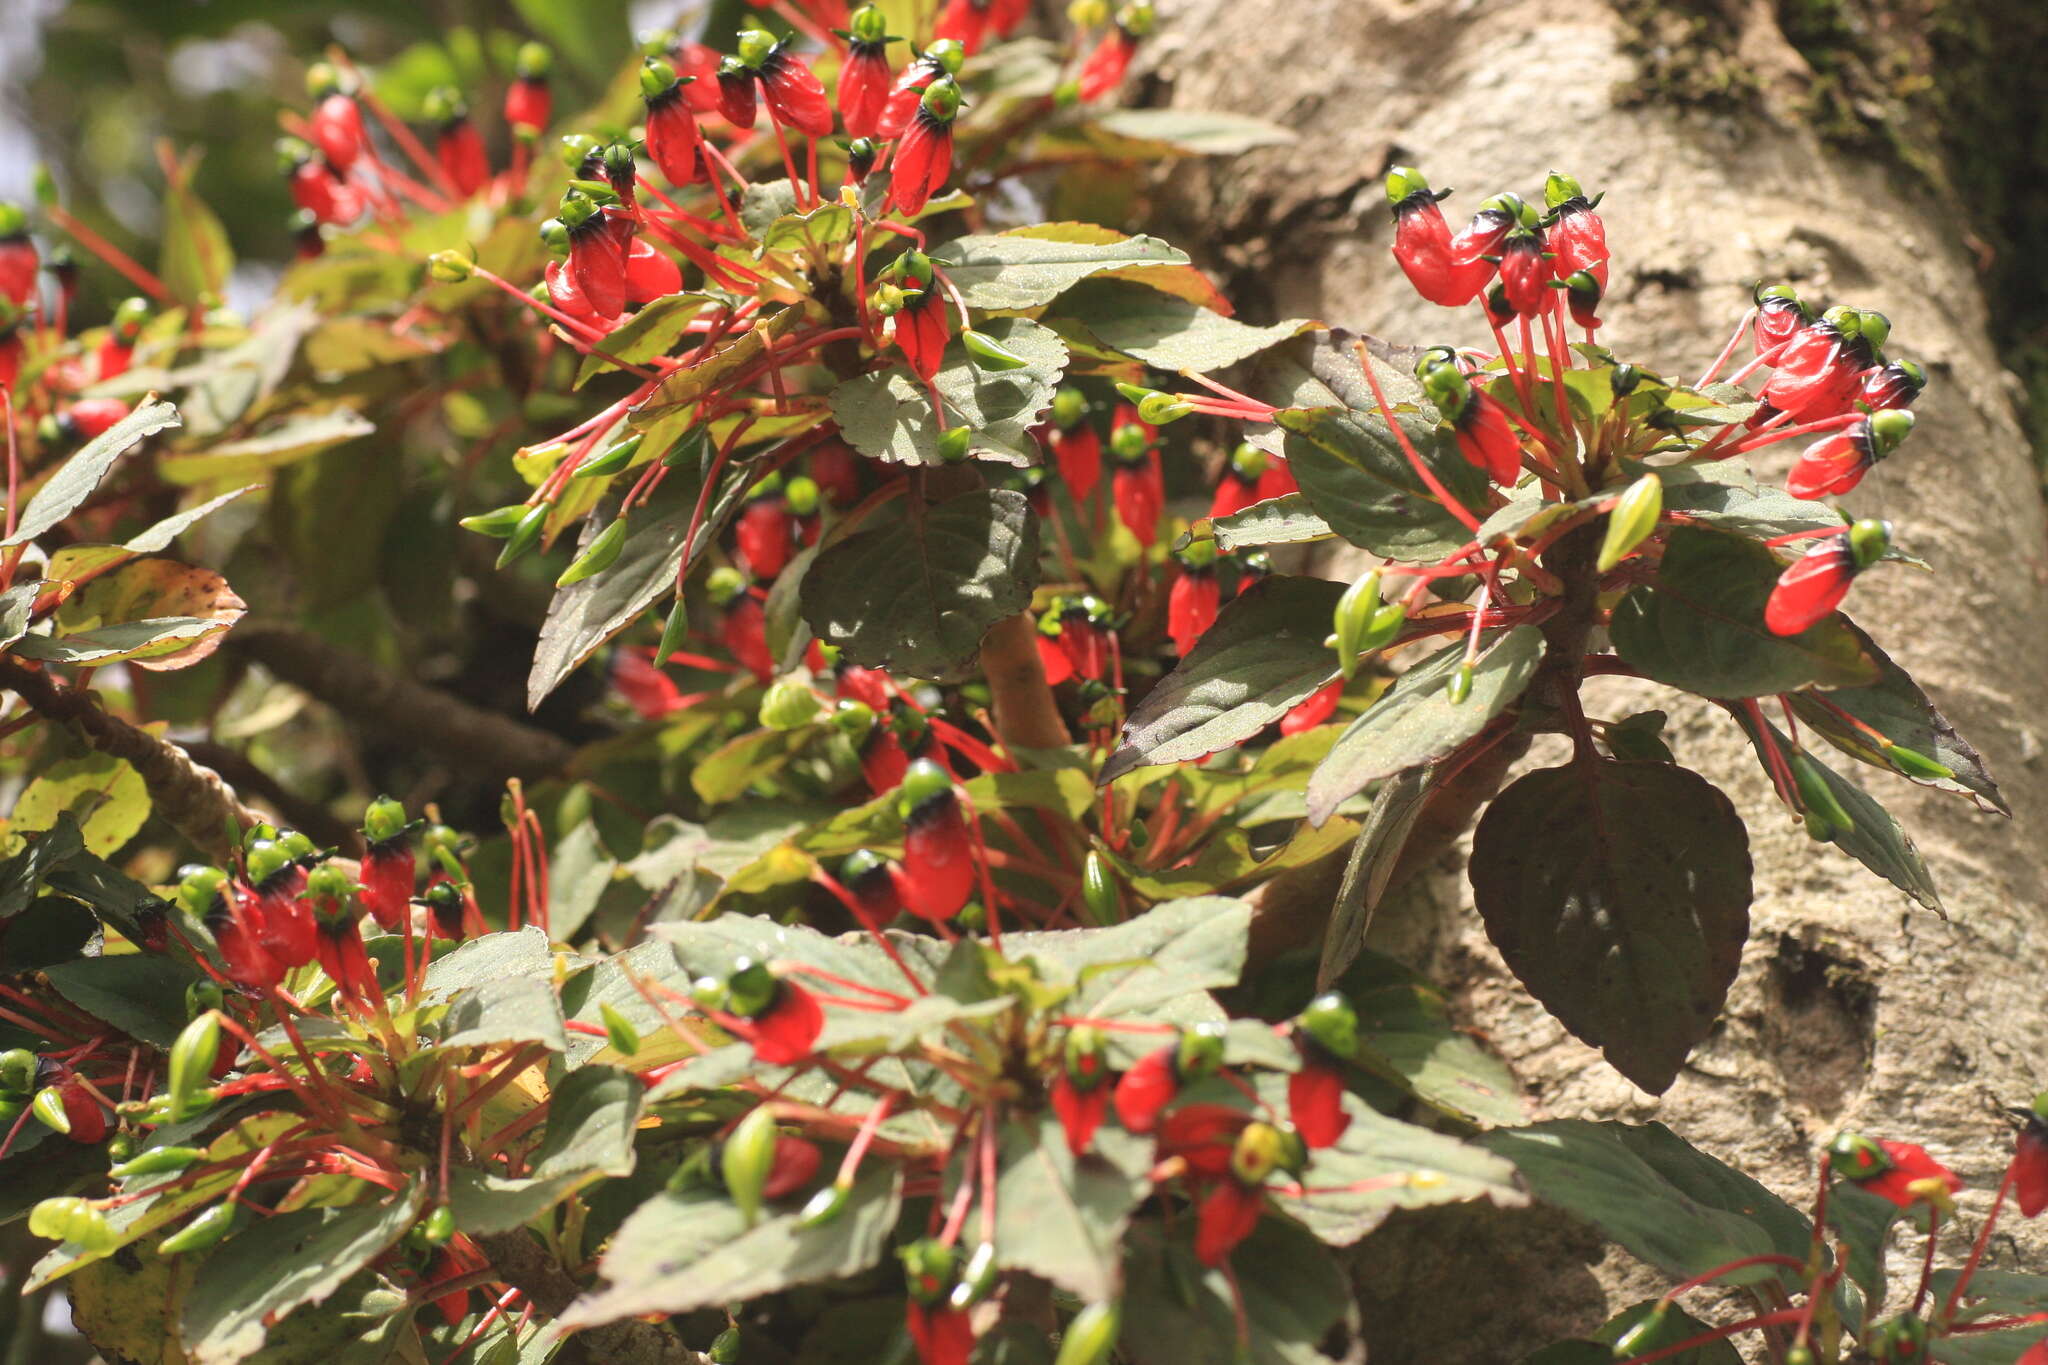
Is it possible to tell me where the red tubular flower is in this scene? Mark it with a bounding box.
[66,398,130,441]
[643,89,705,188]
[1859,1139,1964,1210]
[1547,196,1608,290]
[935,0,993,52]
[893,290,951,381]
[1256,456,1298,502]
[1760,311,1867,422]
[310,92,366,170]
[1388,172,1484,307]
[1113,1046,1180,1135]
[436,118,489,197]
[1037,631,1074,686]
[1209,462,1262,520]
[2016,1341,2048,1365]
[840,42,893,139]
[0,226,36,309]
[722,596,776,684]
[1287,1054,1351,1149]
[565,218,627,325]
[1052,424,1103,501]
[1448,198,1518,271]
[0,330,20,393]
[315,919,381,1013]
[1054,599,1111,680]
[503,76,551,134]
[1764,521,1888,636]
[673,44,724,115]
[742,979,825,1065]
[899,786,976,923]
[46,1078,109,1145]
[1281,679,1342,736]
[544,260,601,327]
[758,48,836,138]
[1453,391,1524,486]
[624,237,682,302]
[859,724,910,794]
[97,336,133,382]
[614,649,685,719]
[426,1250,471,1328]
[886,84,960,218]
[1785,411,1912,500]
[810,440,864,506]
[717,61,759,129]
[1078,29,1138,102]
[836,660,893,709]
[248,882,318,969]
[1193,1178,1265,1266]
[289,160,362,226]
[1497,229,1551,318]
[1168,569,1220,656]
[763,1136,822,1199]
[841,851,903,924]
[205,903,282,989]
[2013,1118,2048,1219]
[1112,449,1164,547]
[1858,358,1926,410]
[1052,1072,1111,1155]
[906,1302,976,1365]
[361,841,415,932]
[736,494,796,581]
[1158,1104,1253,1178]
[1752,285,1809,355]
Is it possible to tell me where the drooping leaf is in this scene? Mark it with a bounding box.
[1788,620,2007,814]
[1469,758,1752,1093]
[1119,1215,1356,1365]
[180,1183,424,1365]
[1609,526,1879,697]
[526,441,753,709]
[157,410,374,486]
[562,1165,902,1326]
[829,317,1067,467]
[1210,494,1334,552]
[928,224,1191,309]
[1104,575,1342,782]
[1479,1121,1811,1293]
[1049,279,1313,372]
[1316,764,1435,990]
[55,557,245,670]
[800,488,1040,679]
[4,398,181,547]
[1306,627,1544,825]
[11,615,232,667]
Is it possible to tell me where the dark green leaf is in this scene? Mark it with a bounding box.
[1316,764,1436,990]
[575,292,713,387]
[561,1166,902,1326]
[0,815,85,918]
[1104,575,1342,783]
[527,442,752,709]
[1307,627,1543,825]
[1610,526,1879,697]
[1469,758,1752,1093]
[1826,1178,1902,1314]
[1328,945,1524,1126]
[991,1114,1150,1301]
[800,489,1040,679]
[5,398,181,547]
[1278,406,1488,563]
[1479,1121,1810,1292]
[450,1066,642,1234]
[1119,1215,1356,1365]
[1582,1301,1742,1364]
[2,896,100,969]
[829,318,1067,466]
[928,225,1190,310]
[43,952,203,1048]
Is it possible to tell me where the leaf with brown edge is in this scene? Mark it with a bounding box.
[55,557,246,671]
[1469,757,1752,1093]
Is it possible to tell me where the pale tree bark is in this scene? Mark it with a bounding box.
[1144,1,2048,1357]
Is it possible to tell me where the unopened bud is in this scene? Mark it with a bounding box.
[1597,474,1662,573]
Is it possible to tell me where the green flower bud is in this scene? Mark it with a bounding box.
[1827,1130,1890,1178]
[558,133,600,169]
[31,1086,71,1134]
[304,863,356,903]
[900,1237,960,1305]
[962,328,1031,371]
[0,1048,37,1096]
[575,435,643,481]
[1610,1306,1671,1358]
[497,501,552,569]
[1052,385,1088,430]
[557,518,628,587]
[160,1201,245,1256]
[110,1145,204,1178]
[1444,662,1473,705]
[244,839,292,888]
[515,42,552,78]
[1230,1120,1286,1184]
[640,57,679,99]
[850,5,890,43]
[653,596,690,669]
[421,1204,455,1246]
[184,980,224,1021]
[1820,305,1860,337]
[1176,1021,1225,1080]
[167,1012,221,1122]
[1228,443,1269,482]
[1542,171,1585,208]
[1081,851,1121,926]
[1054,1301,1122,1365]
[112,296,151,332]
[784,475,821,518]
[898,758,954,818]
[1118,1,1156,37]
[1067,0,1112,24]
[832,699,876,741]
[1789,750,1854,837]
[1866,409,1914,458]
[736,27,778,69]
[30,1196,115,1251]
[426,250,474,284]
[710,1327,744,1363]
[707,565,748,606]
[1108,422,1149,462]
[936,426,973,463]
[1855,310,1891,350]
[926,40,967,77]
[1597,473,1662,573]
[1063,1025,1108,1088]
[1610,362,1642,398]
[760,680,823,731]
[949,1241,999,1309]
[1332,572,1383,681]
[920,76,962,122]
[1885,745,1954,781]
[1298,991,1358,1057]
[1846,517,1892,571]
[722,1104,779,1227]
[1137,392,1193,425]
[1384,166,1431,206]
[725,958,777,1018]
[599,1002,641,1057]
[799,1180,852,1227]
[278,829,315,862]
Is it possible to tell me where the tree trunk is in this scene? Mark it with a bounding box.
[1147,1,2048,1357]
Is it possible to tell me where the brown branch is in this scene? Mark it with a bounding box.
[226,621,575,782]
[0,657,260,861]
[181,741,355,850]
[980,612,1071,751]
[473,1230,706,1365]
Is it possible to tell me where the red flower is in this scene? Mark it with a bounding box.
[674,44,724,116]
[1158,1103,1253,1178]
[935,0,993,53]
[900,792,976,923]
[1761,314,1867,422]
[2016,1340,2048,1365]
[0,228,36,309]
[205,903,282,989]
[1448,199,1517,272]
[564,220,627,325]
[426,1250,471,1328]
[1193,1178,1264,1266]
[906,1302,976,1365]
[97,336,133,382]
[624,237,681,303]
[1764,534,1866,637]
[1113,1046,1180,1135]
[842,853,903,925]
[1786,411,1912,500]
[315,919,381,1014]
[1496,229,1550,318]
[836,661,893,710]
[1752,285,1808,356]
[736,495,795,581]
[887,96,959,218]
[860,724,910,794]
[763,1135,822,1199]
[1858,1139,1963,1210]
[1037,631,1074,686]
[1112,449,1164,547]
[721,596,776,684]
[877,56,943,139]
[1452,390,1524,486]
[310,92,366,170]
[810,440,864,506]
[41,1074,109,1145]
[741,979,825,1065]
[1281,679,1342,736]
[503,76,551,134]
[1389,176,1488,308]
[361,840,415,932]
[1256,456,1298,502]
[1548,194,1608,290]
[1053,602,1109,681]
[1858,359,1926,410]
[65,398,129,441]
[893,290,951,381]
[1051,424,1103,501]
[644,90,704,188]
[1288,1055,1351,1149]
[1051,1073,1110,1155]
[0,330,19,394]
[717,63,759,129]
[241,874,317,969]
[759,49,836,138]
[1209,466,1261,521]
[2012,1119,2048,1219]
[1168,569,1219,656]
[289,159,363,226]
[436,118,489,197]
[1078,29,1138,102]
[840,43,893,140]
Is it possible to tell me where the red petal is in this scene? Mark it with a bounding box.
[1288,1062,1352,1149]
[1037,633,1075,686]
[901,802,976,922]
[1764,542,1855,637]
[1053,426,1103,501]
[764,58,835,138]
[747,981,824,1065]
[839,50,892,139]
[1159,1103,1252,1175]
[2013,1127,2048,1219]
[723,599,775,683]
[1281,680,1343,736]
[763,1136,823,1199]
[1168,572,1220,656]
[1113,1048,1179,1134]
[1051,1073,1110,1155]
[1194,1179,1264,1266]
